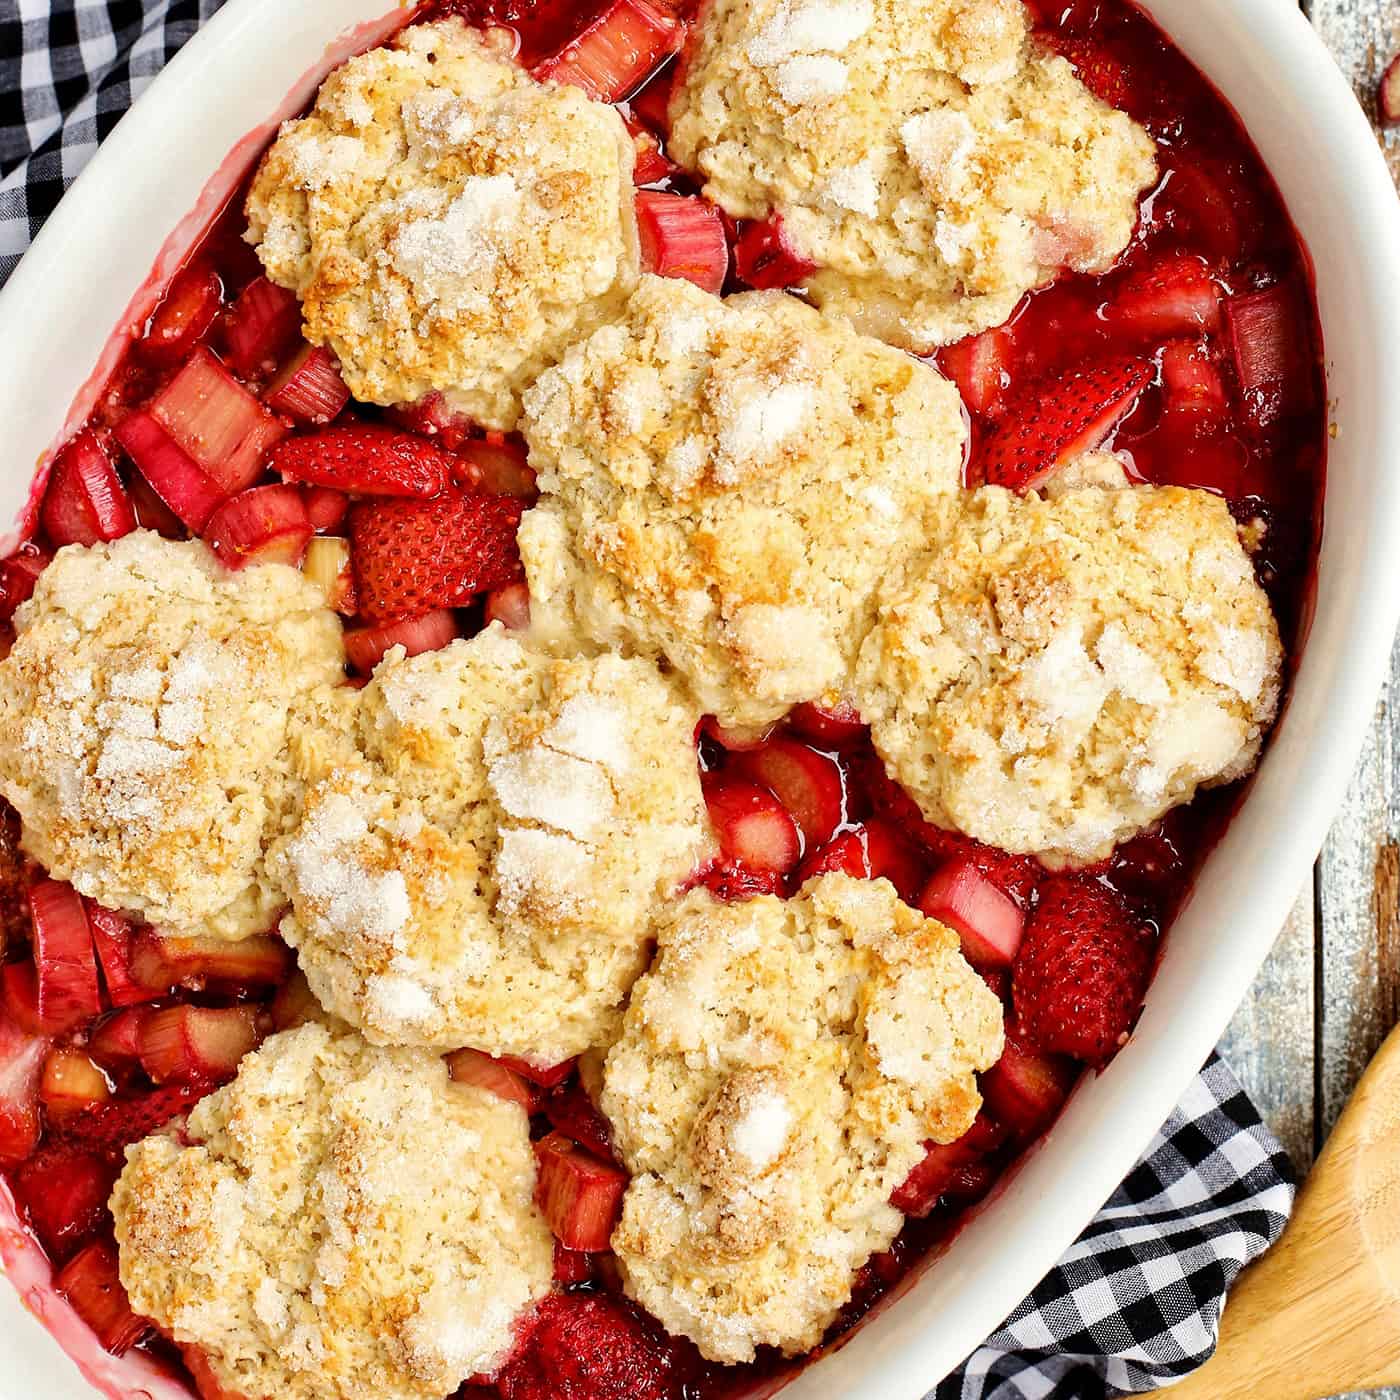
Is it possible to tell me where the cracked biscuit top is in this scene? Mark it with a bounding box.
[112,1023,553,1400]
[269,625,712,1064]
[600,874,1003,1363]
[667,0,1157,350]
[0,532,344,940]
[855,486,1283,866]
[518,275,966,730]
[246,18,640,430]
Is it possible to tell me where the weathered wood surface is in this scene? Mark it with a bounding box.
[1221,8,1400,1397]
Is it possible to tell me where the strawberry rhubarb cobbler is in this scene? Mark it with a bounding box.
[0,0,1323,1396]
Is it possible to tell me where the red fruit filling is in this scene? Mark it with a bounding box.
[447,1047,541,1115]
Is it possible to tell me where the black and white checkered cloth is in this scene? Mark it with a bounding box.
[0,3,1297,1395]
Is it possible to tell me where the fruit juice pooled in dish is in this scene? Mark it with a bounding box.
[0,0,1322,1396]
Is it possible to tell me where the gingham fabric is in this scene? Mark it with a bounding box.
[0,3,1297,1396]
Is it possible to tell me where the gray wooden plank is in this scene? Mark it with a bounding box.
[1220,890,1318,1173]
[1306,0,1400,180]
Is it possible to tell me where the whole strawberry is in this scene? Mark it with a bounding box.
[271,422,455,498]
[496,1294,693,1400]
[349,492,525,622]
[1012,874,1156,1066]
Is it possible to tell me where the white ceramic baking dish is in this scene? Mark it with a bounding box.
[0,0,1398,1396]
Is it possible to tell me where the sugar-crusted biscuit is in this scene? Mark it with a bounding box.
[601,874,1003,1362]
[855,486,1283,866]
[0,532,343,939]
[668,0,1157,350]
[246,19,640,430]
[112,1023,553,1400]
[269,625,712,1063]
[518,274,966,729]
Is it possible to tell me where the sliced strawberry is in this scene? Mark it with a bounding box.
[891,1112,1007,1218]
[84,902,151,1009]
[787,697,865,746]
[386,391,475,452]
[982,356,1152,491]
[628,123,673,185]
[343,609,458,674]
[937,325,1015,418]
[485,582,532,631]
[271,422,453,499]
[56,1080,214,1156]
[446,1047,540,1115]
[263,344,350,425]
[138,1005,259,1085]
[0,1006,50,1163]
[1109,256,1221,341]
[41,1047,112,1122]
[40,430,137,548]
[1160,340,1228,427]
[980,1017,1077,1140]
[795,821,926,903]
[919,860,1026,970]
[138,261,223,368]
[733,213,818,290]
[703,777,800,875]
[456,437,537,499]
[635,191,728,295]
[699,857,785,902]
[12,1146,119,1262]
[0,545,49,623]
[31,880,100,1034]
[88,1007,154,1068]
[349,491,524,622]
[733,738,844,850]
[1044,34,1130,108]
[221,276,303,380]
[114,411,226,533]
[532,0,682,102]
[534,1131,628,1252]
[204,483,313,570]
[497,1054,578,1089]
[130,931,291,995]
[1012,874,1156,1066]
[543,1079,616,1163]
[303,485,350,533]
[55,1241,149,1356]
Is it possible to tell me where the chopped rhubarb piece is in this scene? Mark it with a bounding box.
[1225,284,1310,434]
[937,326,1015,418]
[456,438,537,499]
[628,124,673,185]
[222,276,303,380]
[787,697,865,746]
[534,1131,628,1252]
[485,582,531,631]
[1110,255,1221,340]
[733,738,844,850]
[982,356,1152,492]
[303,485,349,533]
[269,970,320,1032]
[263,344,349,424]
[12,1147,118,1262]
[271,421,453,498]
[88,1007,154,1067]
[2,962,53,1036]
[349,491,524,622]
[980,1019,1077,1140]
[543,1080,616,1163]
[891,1112,1007,1217]
[150,347,287,493]
[40,430,136,548]
[31,879,100,1034]
[1381,53,1400,126]
[139,1004,259,1085]
[343,609,458,675]
[0,545,49,622]
[795,821,925,904]
[628,66,675,133]
[733,214,818,290]
[387,391,475,451]
[139,261,223,368]
[497,1054,577,1089]
[302,535,356,611]
[919,860,1026,970]
[703,778,801,875]
[446,1047,540,1114]
[700,716,778,752]
[56,1081,212,1155]
[553,1241,594,1286]
[55,1242,149,1356]
[115,409,227,532]
[635,191,728,295]
[40,1046,112,1122]
[532,0,682,102]
[85,902,148,1008]
[1160,339,1228,426]
[204,483,314,569]
[125,468,187,538]
[130,930,292,995]
[0,1006,49,1162]
[181,1346,253,1400]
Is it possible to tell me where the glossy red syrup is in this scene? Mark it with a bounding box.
[0,0,1324,1397]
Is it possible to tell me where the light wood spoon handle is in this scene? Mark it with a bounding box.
[1168,1022,1400,1400]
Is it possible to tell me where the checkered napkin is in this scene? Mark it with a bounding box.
[0,3,1297,1395]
